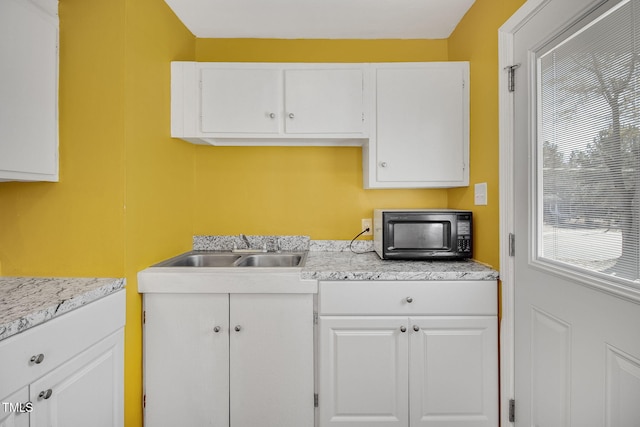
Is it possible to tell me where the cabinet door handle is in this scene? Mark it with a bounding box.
[38,389,52,400]
[268,112,276,119]
[400,326,407,333]
[405,297,413,303]
[380,162,388,168]
[213,326,221,333]
[288,113,295,119]
[30,353,45,364]
[234,325,242,332]
[413,325,420,332]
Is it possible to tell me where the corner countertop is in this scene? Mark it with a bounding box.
[0,277,125,342]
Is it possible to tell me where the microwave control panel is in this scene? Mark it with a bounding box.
[456,215,472,253]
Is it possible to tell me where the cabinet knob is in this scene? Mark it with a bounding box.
[38,389,52,400]
[380,162,388,168]
[406,297,413,303]
[400,326,407,333]
[213,326,221,333]
[288,113,295,119]
[234,325,242,332]
[30,353,45,364]
[413,325,420,332]
[268,112,276,119]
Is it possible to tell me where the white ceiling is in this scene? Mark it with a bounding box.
[164,0,476,39]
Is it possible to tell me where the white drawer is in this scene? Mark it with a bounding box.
[0,290,125,398]
[318,280,496,316]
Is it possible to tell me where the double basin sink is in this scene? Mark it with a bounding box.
[153,251,307,268]
[140,250,314,294]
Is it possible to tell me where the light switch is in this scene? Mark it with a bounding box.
[475,182,488,205]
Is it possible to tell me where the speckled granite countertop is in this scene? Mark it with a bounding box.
[193,235,498,282]
[302,251,497,281]
[0,277,125,342]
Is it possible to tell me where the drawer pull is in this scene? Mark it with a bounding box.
[406,297,413,303]
[400,326,407,333]
[38,389,53,400]
[413,325,420,332]
[30,353,45,364]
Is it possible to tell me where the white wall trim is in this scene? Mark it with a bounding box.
[498,1,547,425]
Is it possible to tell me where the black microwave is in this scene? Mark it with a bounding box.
[373,209,472,260]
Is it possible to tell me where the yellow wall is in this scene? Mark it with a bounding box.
[0,0,194,425]
[0,1,529,426]
[122,1,195,426]
[194,39,451,239]
[0,0,127,277]
[447,0,526,269]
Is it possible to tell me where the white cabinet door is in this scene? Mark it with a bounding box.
[284,69,364,134]
[0,0,58,182]
[318,316,409,427]
[201,68,281,134]
[230,293,314,427]
[29,330,124,427]
[366,63,469,188]
[0,387,30,427]
[143,294,229,427]
[143,293,314,427]
[409,317,498,427]
[172,62,368,144]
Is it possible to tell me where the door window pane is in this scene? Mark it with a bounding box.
[538,0,640,285]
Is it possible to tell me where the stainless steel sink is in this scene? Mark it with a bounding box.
[153,251,306,268]
[154,253,241,267]
[234,253,305,267]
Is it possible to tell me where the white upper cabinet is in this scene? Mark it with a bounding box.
[0,0,58,182]
[172,62,367,145]
[364,62,469,188]
[171,61,469,188]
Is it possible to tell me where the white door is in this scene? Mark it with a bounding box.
[513,0,640,425]
[143,294,229,427]
[200,68,281,134]
[0,387,29,427]
[409,317,498,427]
[29,330,123,427]
[229,294,314,427]
[375,64,467,184]
[283,69,364,134]
[318,316,409,427]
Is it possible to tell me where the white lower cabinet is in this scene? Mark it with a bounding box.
[143,293,314,427]
[0,290,126,427]
[318,281,498,427]
[0,388,29,427]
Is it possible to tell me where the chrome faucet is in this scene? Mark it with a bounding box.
[239,233,251,249]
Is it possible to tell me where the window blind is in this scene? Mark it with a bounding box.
[538,0,640,284]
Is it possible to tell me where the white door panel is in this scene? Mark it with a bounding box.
[409,317,498,427]
[318,316,409,427]
[230,294,314,427]
[513,1,640,425]
[143,294,229,427]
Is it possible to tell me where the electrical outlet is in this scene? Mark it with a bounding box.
[361,218,372,235]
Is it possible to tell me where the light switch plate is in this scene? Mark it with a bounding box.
[475,182,488,205]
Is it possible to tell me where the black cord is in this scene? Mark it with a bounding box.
[349,228,374,254]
